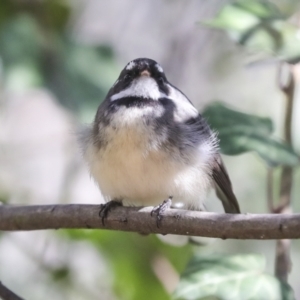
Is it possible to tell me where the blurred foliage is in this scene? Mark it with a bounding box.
[173,254,295,300]
[204,0,300,63]
[181,1,300,299]
[0,0,118,116]
[51,265,71,282]
[65,229,193,300]
[0,1,299,300]
[203,103,299,167]
[0,192,9,204]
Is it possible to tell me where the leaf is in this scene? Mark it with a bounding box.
[203,102,273,134]
[173,254,295,300]
[44,38,119,112]
[203,1,300,64]
[0,15,45,90]
[0,0,17,27]
[0,14,119,113]
[202,103,299,167]
[44,0,71,31]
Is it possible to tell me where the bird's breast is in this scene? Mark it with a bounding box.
[87,109,175,203]
[85,105,213,208]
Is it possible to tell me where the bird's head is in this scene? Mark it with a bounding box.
[109,58,169,101]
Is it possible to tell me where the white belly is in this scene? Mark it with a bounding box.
[85,108,213,209]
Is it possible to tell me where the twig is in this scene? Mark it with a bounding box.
[0,281,24,300]
[0,204,300,239]
[266,168,274,212]
[274,63,295,282]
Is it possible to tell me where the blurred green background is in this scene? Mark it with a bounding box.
[0,0,300,299]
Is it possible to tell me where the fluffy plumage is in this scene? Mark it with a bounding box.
[82,58,240,214]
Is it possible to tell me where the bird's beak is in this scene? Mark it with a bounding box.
[140,70,151,77]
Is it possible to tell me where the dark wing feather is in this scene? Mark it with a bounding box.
[180,114,240,213]
[212,154,241,214]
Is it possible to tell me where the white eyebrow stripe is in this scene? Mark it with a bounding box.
[125,61,136,70]
[155,64,164,73]
[166,84,198,122]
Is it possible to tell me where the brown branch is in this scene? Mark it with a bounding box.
[266,168,274,212]
[1,204,300,239]
[274,63,295,282]
[0,281,24,300]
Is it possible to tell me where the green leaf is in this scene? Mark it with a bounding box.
[202,103,299,167]
[203,1,300,63]
[173,254,295,300]
[0,0,17,27]
[203,102,273,134]
[0,14,119,113]
[44,38,119,112]
[44,0,71,31]
[0,15,45,90]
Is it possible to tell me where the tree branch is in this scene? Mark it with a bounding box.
[0,281,24,300]
[266,167,274,212]
[274,62,295,282]
[1,204,300,239]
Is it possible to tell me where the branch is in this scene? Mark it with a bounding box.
[266,168,274,212]
[1,204,300,239]
[0,281,24,300]
[274,62,295,282]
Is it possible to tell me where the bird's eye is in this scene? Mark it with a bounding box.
[124,72,133,80]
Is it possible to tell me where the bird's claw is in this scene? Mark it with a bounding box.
[99,200,122,226]
[151,196,172,228]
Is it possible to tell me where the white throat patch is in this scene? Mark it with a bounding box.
[110,77,167,101]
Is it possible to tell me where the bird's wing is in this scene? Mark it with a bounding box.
[212,154,241,214]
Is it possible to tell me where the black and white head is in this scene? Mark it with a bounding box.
[105,58,199,122]
[107,58,168,102]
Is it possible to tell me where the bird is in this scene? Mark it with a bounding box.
[81,58,240,226]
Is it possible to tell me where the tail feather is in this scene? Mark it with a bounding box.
[212,155,241,214]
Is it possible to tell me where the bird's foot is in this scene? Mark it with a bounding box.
[151,196,172,228]
[99,200,122,226]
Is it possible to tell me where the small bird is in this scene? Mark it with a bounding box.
[82,58,240,225]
